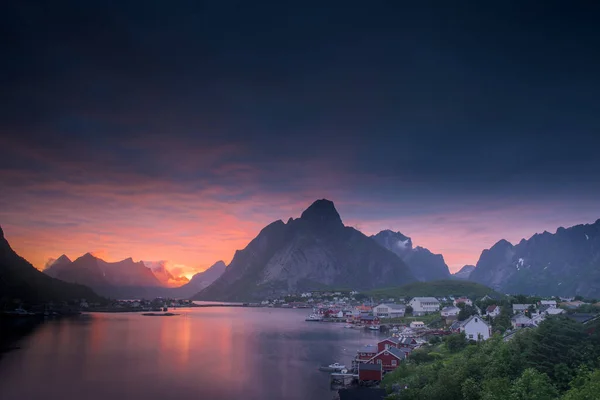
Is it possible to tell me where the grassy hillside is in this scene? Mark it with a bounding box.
[365,280,503,300]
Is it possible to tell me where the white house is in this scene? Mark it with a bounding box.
[409,297,440,316]
[441,306,460,317]
[300,292,312,298]
[410,321,425,329]
[453,297,473,307]
[512,304,534,314]
[539,300,557,308]
[335,311,344,319]
[373,303,406,318]
[486,305,501,318]
[459,315,491,341]
[544,307,565,316]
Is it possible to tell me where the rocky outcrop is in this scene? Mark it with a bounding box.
[453,265,476,280]
[193,199,416,301]
[371,230,450,281]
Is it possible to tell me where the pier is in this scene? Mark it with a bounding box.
[330,373,358,390]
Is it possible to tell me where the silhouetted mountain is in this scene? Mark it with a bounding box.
[469,219,600,297]
[45,253,163,298]
[142,261,189,287]
[453,265,476,280]
[44,254,73,278]
[371,230,450,281]
[193,199,416,301]
[169,261,226,299]
[0,226,101,305]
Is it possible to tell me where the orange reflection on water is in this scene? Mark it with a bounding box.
[158,313,193,370]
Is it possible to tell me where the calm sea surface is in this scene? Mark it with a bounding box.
[0,307,384,400]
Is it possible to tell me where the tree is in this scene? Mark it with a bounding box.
[461,378,481,400]
[481,377,511,400]
[511,368,558,400]
[444,333,467,353]
[562,369,600,400]
[458,305,478,321]
[405,305,413,315]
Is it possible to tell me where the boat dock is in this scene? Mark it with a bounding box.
[330,373,358,389]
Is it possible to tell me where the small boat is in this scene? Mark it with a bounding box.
[305,313,322,322]
[368,325,380,330]
[319,362,346,372]
[344,324,353,328]
[391,326,399,332]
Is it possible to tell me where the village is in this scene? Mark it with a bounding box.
[282,290,600,390]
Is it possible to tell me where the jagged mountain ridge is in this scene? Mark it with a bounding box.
[0,226,102,304]
[44,253,163,298]
[371,230,450,281]
[453,265,476,280]
[193,199,416,301]
[469,219,600,297]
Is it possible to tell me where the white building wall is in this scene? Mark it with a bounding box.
[461,317,490,341]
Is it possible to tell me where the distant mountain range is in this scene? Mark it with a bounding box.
[193,199,416,301]
[43,252,226,299]
[44,253,164,298]
[453,265,476,280]
[469,219,600,297]
[0,226,102,305]
[370,230,450,281]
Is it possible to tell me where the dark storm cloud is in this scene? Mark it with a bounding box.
[1,1,599,270]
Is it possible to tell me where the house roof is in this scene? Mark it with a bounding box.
[380,337,400,344]
[486,305,498,313]
[398,337,417,345]
[378,303,406,310]
[411,297,439,303]
[511,312,531,322]
[538,305,551,313]
[449,320,462,330]
[387,347,408,358]
[460,315,489,328]
[513,304,533,310]
[366,347,406,363]
[358,344,378,353]
[359,363,383,371]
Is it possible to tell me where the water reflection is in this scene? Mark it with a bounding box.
[0,308,384,400]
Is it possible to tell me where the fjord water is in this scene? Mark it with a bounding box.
[0,308,382,400]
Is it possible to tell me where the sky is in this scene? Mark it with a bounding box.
[1,1,599,277]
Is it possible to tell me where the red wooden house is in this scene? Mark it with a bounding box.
[359,315,380,326]
[356,344,378,361]
[377,337,400,352]
[365,347,407,371]
[358,362,383,382]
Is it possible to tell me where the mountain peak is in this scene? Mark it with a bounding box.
[491,239,513,250]
[55,254,72,264]
[300,199,343,227]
